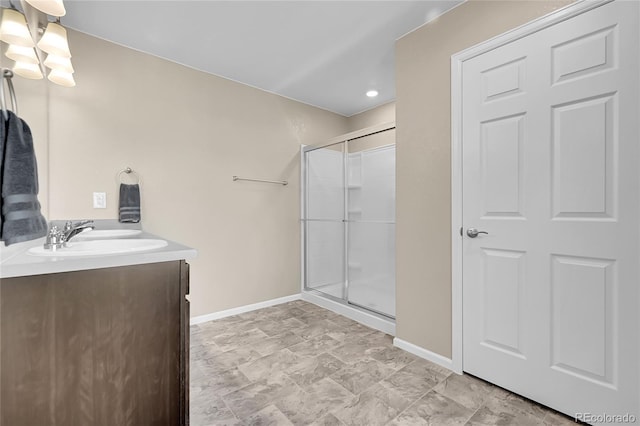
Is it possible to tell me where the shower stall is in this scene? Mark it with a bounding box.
[302,125,396,333]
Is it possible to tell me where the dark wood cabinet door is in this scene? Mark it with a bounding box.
[1,261,189,426]
[180,260,190,426]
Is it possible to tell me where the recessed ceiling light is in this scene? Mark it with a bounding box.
[366,90,379,98]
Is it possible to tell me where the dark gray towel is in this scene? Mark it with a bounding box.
[119,183,141,223]
[1,110,48,245]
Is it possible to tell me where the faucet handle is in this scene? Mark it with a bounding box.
[47,225,62,236]
[44,226,64,250]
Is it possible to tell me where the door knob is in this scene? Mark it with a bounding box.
[467,228,488,238]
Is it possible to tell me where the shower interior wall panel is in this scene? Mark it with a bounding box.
[347,145,396,317]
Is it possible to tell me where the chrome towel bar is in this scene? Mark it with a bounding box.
[233,176,288,186]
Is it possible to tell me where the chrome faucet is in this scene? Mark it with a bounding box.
[44,220,95,250]
[63,220,94,242]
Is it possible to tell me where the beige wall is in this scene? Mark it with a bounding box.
[395,0,573,358]
[347,101,395,132]
[41,30,348,317]
[5,1,576,341]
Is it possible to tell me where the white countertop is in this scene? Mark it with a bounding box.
[0,222,197,279]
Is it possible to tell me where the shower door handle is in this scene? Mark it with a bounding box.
[466,228,488,238]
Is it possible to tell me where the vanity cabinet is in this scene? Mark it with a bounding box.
[0,260,190,426]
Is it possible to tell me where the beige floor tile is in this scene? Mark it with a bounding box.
[492,391,548,420]
[238,348,303,382]
[276,377,356,424]
[310,413,347,425]
[433,373,495,411]
[213,328,270,352]
[330,335,388,364]
[251,330,305,357]
[191,366,251,396]
[240,404,293,426]
[190,301,571,426]
[190,395,239,425]
[334,382,410,426]
[255,317,307,338]
[288,334,342,357]
[330,359,396,395]
[467,394,546,426]
[222,372,300,420]
[366,345,419,371]
[381,359,450,402]
[287,352,347,387]
[294,318,346,340]
[390,390,474,426]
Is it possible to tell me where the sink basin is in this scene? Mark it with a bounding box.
[28,239,168,257]
[73,229,142,240]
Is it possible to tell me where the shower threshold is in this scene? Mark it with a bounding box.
[301,289,396,335]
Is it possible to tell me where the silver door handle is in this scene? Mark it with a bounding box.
[467,228,489,238]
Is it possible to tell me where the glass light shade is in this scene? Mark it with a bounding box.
[44,54,73,73]
[13,61,43,79]
[37,22,71,58]
[24,0,66,17]
[5,44,39,64]
[0,9,35,47]
[48,68,75,87]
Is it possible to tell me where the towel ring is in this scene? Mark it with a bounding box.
[1,68,18,121]
[117,167,141,185]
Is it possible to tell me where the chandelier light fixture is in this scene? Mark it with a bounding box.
[43,52,73,72]
[37,20,70,57]
[0,0,75,87]
[0,8,34,47]
[24,0,66,17]
[12,60,43,79]
[5,44,39,63]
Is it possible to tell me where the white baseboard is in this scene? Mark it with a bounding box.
[190,291,397,337]
[393,337,459,373]
[302,291,396,335]
[190,294,301,325]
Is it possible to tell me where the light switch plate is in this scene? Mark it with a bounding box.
[93,192,107,209]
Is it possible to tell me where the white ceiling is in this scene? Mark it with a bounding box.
[61,0,463,116]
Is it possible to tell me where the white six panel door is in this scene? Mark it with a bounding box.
[462,1,639,421]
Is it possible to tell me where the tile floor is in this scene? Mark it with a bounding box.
[190,300,578,426]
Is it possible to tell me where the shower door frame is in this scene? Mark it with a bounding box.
[301,121,396,320]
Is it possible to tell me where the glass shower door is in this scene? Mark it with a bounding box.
[304,142,346,300]
[346,130,396,318]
